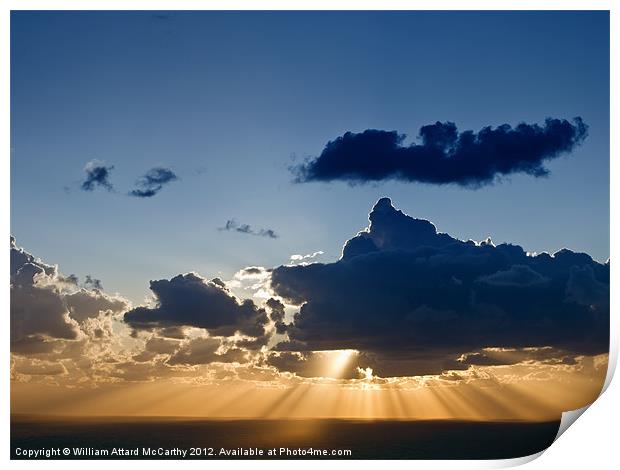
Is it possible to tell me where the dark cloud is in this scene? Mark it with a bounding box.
[10,237,130,357]
[144,336,181,355]
[293,118,587,187]
[266,298,288,334]
[457,347,578,367]
[243,267,265,275]
[10,236,56,280]
[84,275,103,290]
[265,351,364,379]
[124,272,269,338]
[11,335,62,356]
[156,326,188,339]
[565,264,610,310]
[11,277,79,343]
[271,342,466,377]
[220,220,279,239]
[270,198,608,376]
[167,337,249,366]
[10,238,80,347]
[478,265,549,287]
[129,167,178,198]
[81,160,114,192]
[64,289,128,323]
[60,274,79,285]
[266,348,460,379]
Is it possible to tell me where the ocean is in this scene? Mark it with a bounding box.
[11,415,560,459]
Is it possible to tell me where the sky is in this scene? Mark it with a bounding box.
[11,11,609,305]
[9,11,610,421]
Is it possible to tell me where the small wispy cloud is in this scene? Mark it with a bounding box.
[129,167,178,198]
[81,160,114,192]
[290,251,324,263]
[219,220,279,239]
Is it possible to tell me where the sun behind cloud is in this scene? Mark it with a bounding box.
[10,197,609,421]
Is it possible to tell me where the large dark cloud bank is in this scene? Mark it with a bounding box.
[271,198,608,376]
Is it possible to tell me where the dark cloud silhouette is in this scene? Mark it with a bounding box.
[477,265,550,287]
[84,275,103,290]
[266,298,287,334]
[294,118,587,187]
[270,198,609,376]
[81,160,114,192]
[124,272,269,338]
[61,274,79,285]
[129,167,178,198]
[10,237,128,355]
[242,267,265,275]
[10,237,79,344]
[220,219,279,239]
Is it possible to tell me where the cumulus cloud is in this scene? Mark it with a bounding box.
[220,220,279,239]
[168,337,249,366]
[10,236,55,279]
[123,272,269,338]
[11,278,80,343]
[10,237,131,364]
[9,227,610,392]
[64,289,128,323]
[293,118,587,187]
[81,160,114,192]
[11,238,80,347]
[12,358,68,376]
[129,167,178,198]
[270,198,609,376]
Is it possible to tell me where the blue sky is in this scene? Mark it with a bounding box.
[11,11,609,304]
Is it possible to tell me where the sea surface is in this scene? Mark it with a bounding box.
[11,415,560,460]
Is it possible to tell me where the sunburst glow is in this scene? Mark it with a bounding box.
[321,349,358,379]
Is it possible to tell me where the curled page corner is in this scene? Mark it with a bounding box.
[493,402,597,468]
[555,404,591,442]
[490,406,591,469]
[601,339,618,394]
[491,449,546,468]
[552,346,617,445]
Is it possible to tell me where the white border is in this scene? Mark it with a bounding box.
[2,1,616,468]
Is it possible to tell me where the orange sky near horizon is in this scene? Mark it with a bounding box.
[11,352,608,422]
